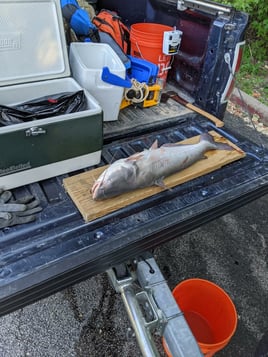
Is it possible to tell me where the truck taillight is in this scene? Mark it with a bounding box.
[221,41,245,103]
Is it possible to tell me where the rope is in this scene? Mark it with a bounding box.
[124,79,150,104]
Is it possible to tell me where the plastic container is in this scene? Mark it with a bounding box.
[69,42,126,121]
[127,55,159,85]
[130,23,173,87]
[99,32,131,70]
[0,77,103,190]
[163,278,237,357]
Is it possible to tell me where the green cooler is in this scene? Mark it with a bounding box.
[0,0,103,189]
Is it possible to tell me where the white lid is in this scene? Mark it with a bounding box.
[0,0,70,86]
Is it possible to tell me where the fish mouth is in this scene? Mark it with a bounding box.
[91,181,102,200]
[91,181,107,200]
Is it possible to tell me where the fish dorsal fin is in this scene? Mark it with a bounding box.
[149,139,158,150]
[126,152,144,162]
[150,140,158,150]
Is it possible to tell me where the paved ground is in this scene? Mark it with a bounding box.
[0,112,267,357]
[0,194,267,357]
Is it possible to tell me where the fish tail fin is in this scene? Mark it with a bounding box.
[200,133,233,151]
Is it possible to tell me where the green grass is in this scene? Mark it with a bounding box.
[236,46,268,107]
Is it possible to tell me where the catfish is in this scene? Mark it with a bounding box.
[91,133,234,200]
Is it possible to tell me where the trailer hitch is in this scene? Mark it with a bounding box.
[107,256,203,357]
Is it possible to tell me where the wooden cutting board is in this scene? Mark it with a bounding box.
[63,131,245,222]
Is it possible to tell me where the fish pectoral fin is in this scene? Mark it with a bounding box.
[154,177,168,189]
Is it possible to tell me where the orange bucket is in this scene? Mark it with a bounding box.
[163,279,237,357]
[130,23,173,87]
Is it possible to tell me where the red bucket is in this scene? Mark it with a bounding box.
[130,23,173,87]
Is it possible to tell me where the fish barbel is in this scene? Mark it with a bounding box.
[91,133,233,200]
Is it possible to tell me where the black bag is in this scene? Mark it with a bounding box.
[0,90,87,126]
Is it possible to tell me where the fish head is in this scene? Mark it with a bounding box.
[91,160,138,200]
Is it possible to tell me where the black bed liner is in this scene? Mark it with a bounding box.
[0,113,267,317]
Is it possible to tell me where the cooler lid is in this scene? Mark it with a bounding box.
[0,0,70,86]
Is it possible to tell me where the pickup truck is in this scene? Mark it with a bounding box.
[0,0,267,354]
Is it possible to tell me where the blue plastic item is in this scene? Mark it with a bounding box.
[101,56,159,88]
[128,56,159,85]
[61,0,97,37]
[101,67,132,88]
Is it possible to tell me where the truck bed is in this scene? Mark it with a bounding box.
[0,100,267,317]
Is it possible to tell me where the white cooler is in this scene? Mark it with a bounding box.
[69,42,126,122]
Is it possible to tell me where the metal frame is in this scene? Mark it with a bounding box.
[107,256,204,357]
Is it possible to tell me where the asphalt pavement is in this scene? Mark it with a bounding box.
[0,111,267,357]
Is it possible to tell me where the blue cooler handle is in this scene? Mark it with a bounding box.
[101,67,132,88]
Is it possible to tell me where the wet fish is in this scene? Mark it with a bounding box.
[91,133,233,200]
